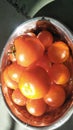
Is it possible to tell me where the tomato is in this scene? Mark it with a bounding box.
[44,84,66,107]
[48,41,70,63]
[12,88,27,106]
[36,54,51,73]
[19,66,50,99]
[37,31,53,48]
[7,62,25,82]
[26,98,47,116]
[49,64,70,85]
[14,35,44,67]
[2,67,18,89]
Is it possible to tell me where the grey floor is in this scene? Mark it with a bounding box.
[0,0,73,130]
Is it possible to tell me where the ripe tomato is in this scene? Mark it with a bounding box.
[2,67,18,89]
[12,88,27,106]
[44,84,66,107]
[26,98,47,116]
[49,64,70,85]
[14,35,44,67]
[36,54,51,73]
[19,66,50,99]
[48,41,70,63]
[7,62,25,82]
[37,31,53,48]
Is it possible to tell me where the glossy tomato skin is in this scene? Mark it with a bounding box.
[36,54,51,74]
[37,31,53,49]
[14,35,44,67]
[12,88,27,106]
[44,84,66,108]
[2,67,18,89]
[49,64,70,85]
[26,98,47,116]
[48,41,70,63]
[7,62,25,82]
[19,66,50,99]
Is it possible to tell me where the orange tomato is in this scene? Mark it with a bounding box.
[12,88,27,106]
[37,31,53,48]
[36,54,51,73]
[19,66,50,99]
[14,35,44,67]
[49,64,70,85]
[7,62,25,82]
[48,41,70,63]
[44,84,66,107]
[2,67,18,89]
[26,98,47,116]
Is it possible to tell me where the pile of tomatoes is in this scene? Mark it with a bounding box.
[2,29,72,117]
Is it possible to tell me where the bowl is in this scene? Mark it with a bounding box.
[0,17,73,130]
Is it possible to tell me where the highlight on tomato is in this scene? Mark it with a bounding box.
[48,64,70,85]
[2,66,18,89]
[7,62,25,83]
[48,41,70,63]
[26,98,47,116]
[14,35,44,67]
[12,88,27,106]
[19,66,50,99]
[44,84,66,108]
[37,30,53,49]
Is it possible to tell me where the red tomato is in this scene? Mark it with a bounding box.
[14,35,44,67]
[26,98,47,116]
[48,41,70,63]
[37,31,53,48]
[2,67,18,89]
[7,62,25,82]
[49,64,70,85]
[36,54,51,73]
[44,84,66,107]
[19,66,50,99]
[12,88,27,106]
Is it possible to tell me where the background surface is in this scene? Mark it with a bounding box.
[0,0,73,130]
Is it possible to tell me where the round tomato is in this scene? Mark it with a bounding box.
[7,62,25,82]
[2,67,18,89]
[19,66,50,99]
[36,54,51,73]
[12,88,27,106]
[14,35,44,67]
[48,41,70,63]
[49,64,70,85]
[37,30,53,48]
[26,98,47,116]
[44,84,66,107]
